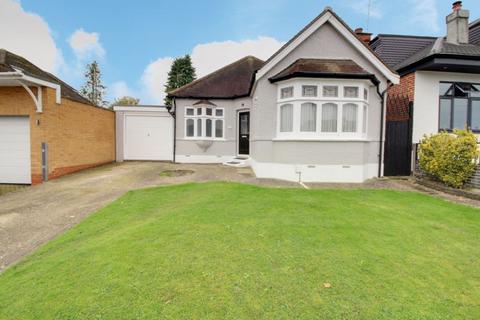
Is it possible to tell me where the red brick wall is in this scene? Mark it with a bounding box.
[386,72,415,121]
[0,87,115,184]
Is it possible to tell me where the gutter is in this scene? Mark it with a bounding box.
[377,81,393,178]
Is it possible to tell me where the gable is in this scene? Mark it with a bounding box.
[255,8,399,85]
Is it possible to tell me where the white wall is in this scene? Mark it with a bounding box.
[413,71,480,142]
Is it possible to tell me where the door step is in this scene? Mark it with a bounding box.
[223,156,251,168]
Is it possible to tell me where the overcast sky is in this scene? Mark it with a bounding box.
[1,0,479,104]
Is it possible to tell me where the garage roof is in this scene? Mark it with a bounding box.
[0,49,92,105]
[168,56,264,99]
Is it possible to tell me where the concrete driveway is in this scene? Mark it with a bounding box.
[0,162,298,271]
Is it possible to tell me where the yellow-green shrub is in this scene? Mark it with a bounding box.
[418,129,478,188]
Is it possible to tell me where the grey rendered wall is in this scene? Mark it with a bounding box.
[250,21,388,165]
[175,97,252,157]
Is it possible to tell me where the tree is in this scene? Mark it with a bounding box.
[80,61,107,107]
[164,55,196,106]
[111,96,140,107]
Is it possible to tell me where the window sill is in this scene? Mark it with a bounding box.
[273,137,370,142]
[181,138,227,141]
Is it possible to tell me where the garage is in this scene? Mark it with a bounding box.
[0,117,31,184]
[114,106,174,161]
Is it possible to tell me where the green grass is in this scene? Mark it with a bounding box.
[0,182,479,319]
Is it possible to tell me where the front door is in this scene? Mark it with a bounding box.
[238,112,250,155]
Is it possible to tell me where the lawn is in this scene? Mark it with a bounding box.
[0,182,479,319]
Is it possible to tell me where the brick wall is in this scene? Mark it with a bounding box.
[386,72,415,121]
[0,86,115,184]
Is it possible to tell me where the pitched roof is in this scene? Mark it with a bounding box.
[0,49,92,105]
[369,34,437,69]
[257,7,398,83]
[393,37,480,72]
[470,18,480,45]
[269,58,378,84]
[168,56,264,99]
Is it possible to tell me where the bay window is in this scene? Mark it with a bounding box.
[280,104,294,132]
[342,103,358,133]
[439,82,480,132]
[321,103,338,132]
[185,106,224,139]
[276,80,369,139]
[301,103,317,132]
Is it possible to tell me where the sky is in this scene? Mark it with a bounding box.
[1,0,479,104]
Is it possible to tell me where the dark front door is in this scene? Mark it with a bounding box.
[238,112,250,155]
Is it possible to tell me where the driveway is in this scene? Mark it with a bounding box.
[0,162,477,271]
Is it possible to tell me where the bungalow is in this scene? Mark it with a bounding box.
[371,1,480,176]
[0,50,115,184]
[168,7,399,183]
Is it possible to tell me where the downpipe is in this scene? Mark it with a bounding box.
[377,81,393,178]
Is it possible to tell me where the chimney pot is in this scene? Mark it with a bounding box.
[452,1,462,11]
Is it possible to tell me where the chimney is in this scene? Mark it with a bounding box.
[446,1,470,44]
[355,28,372,45]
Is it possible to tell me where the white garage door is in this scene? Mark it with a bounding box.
[124,114,173,161]
[0,117,31,184]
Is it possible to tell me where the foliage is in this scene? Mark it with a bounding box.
[0,182,479,319]
[164,55,196,106]
[110,96,140,107]
[418,129,478,188]
[80,61,107,107]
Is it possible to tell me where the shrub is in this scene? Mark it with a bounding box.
[418,129,478,188]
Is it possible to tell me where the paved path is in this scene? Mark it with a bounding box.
[0,162,477,271]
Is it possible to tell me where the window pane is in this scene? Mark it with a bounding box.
[206,108,212,116]
[281,87,293,99]
[186,108,194,116]
[321,103,338,132]
[342,103,358,133]
[206,119,212,137]
[302,85,317,97]
[215,109,223,117]
[362,105,367,133]
[439,83,453,96]
[186,119,194,137]
[453,98,468,129]
[472,100,480,131]
[323,86,338,97]
[439,99,452,130]
[197,108,202,115]
[344,86,359,98]
[215,120,223,138]
[280,104,293,132]
[197,119,202,136]
[300,103,316,132]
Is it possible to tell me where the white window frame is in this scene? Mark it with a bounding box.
[275,78,370,140]
[184,106,225,140]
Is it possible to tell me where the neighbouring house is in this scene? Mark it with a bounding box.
[168,7,399,183]
[371,1,480,176]
[0,49,115,185]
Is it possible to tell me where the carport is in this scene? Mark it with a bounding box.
[114,105,174,162]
